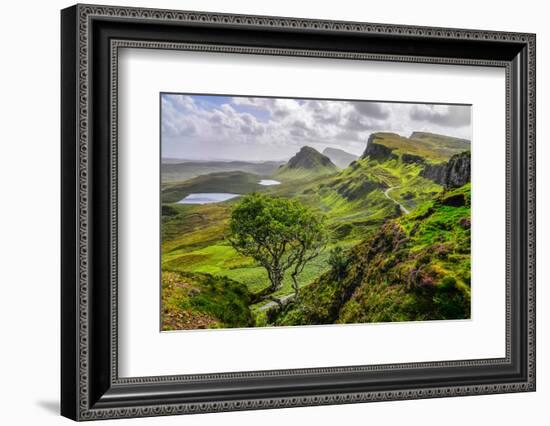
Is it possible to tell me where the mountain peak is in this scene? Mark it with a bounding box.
[286,146,336,170]
[274,146,338,180]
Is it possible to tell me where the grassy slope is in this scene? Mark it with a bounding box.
[273,146,339,181]
[277,184,471,326]
[311,156,442,236]
[161,169,363,317]
[161,199,362,309]
[161,135,468,328]
[161,270,253,330]
[273,164,338,181]
[161,149,443,315]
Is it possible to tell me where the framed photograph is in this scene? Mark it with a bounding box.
[61,4,536,421]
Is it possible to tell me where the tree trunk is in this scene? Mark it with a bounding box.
[291,271,300,301]
[251,269,284,303]
[250,285,276,304]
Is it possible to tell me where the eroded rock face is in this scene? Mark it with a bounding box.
[420,151,471,189]
[361,140,398,161]
[402,153,426,165]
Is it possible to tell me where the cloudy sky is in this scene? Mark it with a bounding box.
[161,94,471,161]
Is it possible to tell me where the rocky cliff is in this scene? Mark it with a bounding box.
[361,135,398,161]
[420,151,471,189]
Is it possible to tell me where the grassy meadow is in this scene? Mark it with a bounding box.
[160,130,472,330]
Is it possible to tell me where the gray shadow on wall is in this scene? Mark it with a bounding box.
[35,400,59,416]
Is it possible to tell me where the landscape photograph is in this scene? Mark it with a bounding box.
[160,93,472,331]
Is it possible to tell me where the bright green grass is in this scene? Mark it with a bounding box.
[163,238,361,311]
[274,165,339,181]
[309,157,443,225]
[277,182,472,326]
[161,154,444,306]
[161,147,464,328]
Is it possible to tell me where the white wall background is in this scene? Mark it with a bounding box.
[0,0,546,424]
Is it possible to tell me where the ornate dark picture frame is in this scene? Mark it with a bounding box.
[61,4,536,421]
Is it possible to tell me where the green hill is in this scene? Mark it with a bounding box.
[276,183,471,326]
[274,146,339,180]
[306,152,443,234]
[161,132,472,328]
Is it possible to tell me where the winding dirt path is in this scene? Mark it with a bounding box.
[383,186,410,214]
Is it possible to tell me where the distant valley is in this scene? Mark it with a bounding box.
[161,159,285,184]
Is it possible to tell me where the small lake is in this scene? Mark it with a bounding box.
[178,193,240,204]
[258,179,281,186]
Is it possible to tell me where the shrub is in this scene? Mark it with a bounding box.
[328,246,348,279]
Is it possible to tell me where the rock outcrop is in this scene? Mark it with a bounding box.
[285,146,336,170]
[361,135,398,161]
[402,153,426,165]
[420,151,471,189]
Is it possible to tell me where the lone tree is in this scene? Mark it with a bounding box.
[229,193,327,304]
